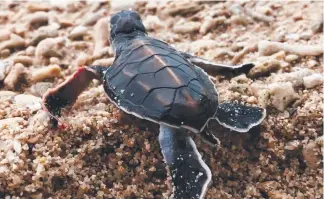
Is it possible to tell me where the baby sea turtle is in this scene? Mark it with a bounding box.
[43,10,266,199]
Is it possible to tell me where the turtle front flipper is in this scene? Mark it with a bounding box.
[215,102,266,133]
[42,66,103,123]
[159,125,212,199]
[181,52,254,75]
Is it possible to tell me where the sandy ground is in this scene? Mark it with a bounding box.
[0,1,323,199]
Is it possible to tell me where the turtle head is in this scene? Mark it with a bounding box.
[110,10,146,42]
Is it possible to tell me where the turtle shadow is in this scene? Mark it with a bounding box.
[206,119,262,150]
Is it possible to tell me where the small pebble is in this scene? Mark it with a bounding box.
[0,117,24,129]
[93,17,110,57]
[30,82,53,97]
[143,15,164,31]
[299,31,312,40]
[285,54,299,63]
[82,9,107,26]
[0,49,10,58]
[25,46,35,56]
[268,82,299,111]
[0,90,16,99]
[173,21,201,34]
[0,29,10,42]
[27,3,51,12]
[31,64,61,83]
[92,58,114,66]
[247,96,257,104]
[200,16,226,35]
[302,140,321,169]
[13,56,33,66]
[14,94,42,111]
[35,37,65,62]
[26,11,49,29]
[69,25,88,40]
[4,63,26,90]
[307,60,318,67]
[0,34,25,51]
[0,61,10,81]
[230,15,250,25]
[303,74,323,88]
[76,53,90,66]
[29,24,59,46]
[49,57,60,65]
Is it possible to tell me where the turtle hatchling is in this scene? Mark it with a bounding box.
[43,10,266,199]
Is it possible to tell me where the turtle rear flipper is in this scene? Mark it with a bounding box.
[215,102,266,133]
[42,67,102,121]
[181,52,254,75]
[159,125,211,199]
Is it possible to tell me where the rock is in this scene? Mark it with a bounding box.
[4,63,27,90]
[0,61,10,81]
[159,1,201,16]
[35,37,65,62]
[284,140,300,150]
[49,57,60,65]
[311,13,323,33]
[76,53,90,66]
[143,15,164,31]
[0,165,9,177]
[285,33,300,41]
[26,11,49,29]
[257,181,281,193]
[307,60,318,67]
[29,110,50,126]
[303,74,323,88]
[299,31,312,40]
[29,24,59,46]
[0,34,25,51]
[27,3,51,12]
[31,64,62,83]
[0,29,10,42]
[285,54,299,63]
[200,16,226,35]
[190,39,219,53]
[302,140,321,169]
[230,15,251,26]
[0,117,24,129]
[14,23,27,37]
[12,140,22,154]
[93,17,110,57]
[30,82,53,97]
[25,46,36,56]
[269,68,314,87]
[247,96,257,104]
[92,58,114,66]
[1,49,10,58]
[268,191,292,199]
[0,91,16,99]
[82,9,107,26]
[173,21,201,34]
[247,59,281,78]
[14,94,42,111]
[13,56,33,66]
[268,82,299,111]
[110,0,136,12]
[258,40,323,56]
[69,25,88,40]
[57,18,74,28]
